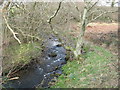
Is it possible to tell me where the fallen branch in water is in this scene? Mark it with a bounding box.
[8,77,19,81]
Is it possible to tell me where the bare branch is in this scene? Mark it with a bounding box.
[89,8,101,15]
[24,34,42,41]
[16,28,42,41]
[2,1,11,10]
[12,2,26,11]
[88,10,118,23]
[87,0,99,12]
[3,15,21,44]
[73,2,82,21]
[73,2,80,12]
[47,1,62,23]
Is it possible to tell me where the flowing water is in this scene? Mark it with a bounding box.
[3,37,66,89]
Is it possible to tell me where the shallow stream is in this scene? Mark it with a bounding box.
[3,37,66,88]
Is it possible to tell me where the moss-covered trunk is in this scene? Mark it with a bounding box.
[74,7,87,58]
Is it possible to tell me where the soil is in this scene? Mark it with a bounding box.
[85,23,118,54]
[70,22,118,54]
[64,22,118,88]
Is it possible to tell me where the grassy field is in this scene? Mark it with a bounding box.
[51,44,118,88]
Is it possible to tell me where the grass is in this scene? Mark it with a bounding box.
[51,45,118,88]
[2,42,42,74]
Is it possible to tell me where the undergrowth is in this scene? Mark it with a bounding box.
[2,42,42,75]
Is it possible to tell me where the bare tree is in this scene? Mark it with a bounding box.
[73,0,117,58]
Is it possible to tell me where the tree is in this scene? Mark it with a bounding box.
[73,0,117,58]
[106,0,118,7]
[111,0,115,7]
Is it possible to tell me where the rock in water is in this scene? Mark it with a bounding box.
[48,52,57,57]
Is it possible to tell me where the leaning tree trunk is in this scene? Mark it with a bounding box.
[74,7,87,58]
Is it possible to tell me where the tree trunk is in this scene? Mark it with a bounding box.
[111,0,115,7]
[74,7,87,58]
[0,8,3,81]
[74,26,85,57]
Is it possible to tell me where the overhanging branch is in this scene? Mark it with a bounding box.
[87,0,99,12]
[47,1,62,24]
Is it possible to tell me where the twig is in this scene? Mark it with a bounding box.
[3,15,21,44]
[16,28,42,41]
[13,2,26,11]
[2,1,11,10]
[89,8,102,16]
[87,0,99,12]
[24,34,42,41]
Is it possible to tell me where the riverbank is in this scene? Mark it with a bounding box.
[2,42,42,77]
[52,44,118,88]
[2,37,67,88]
